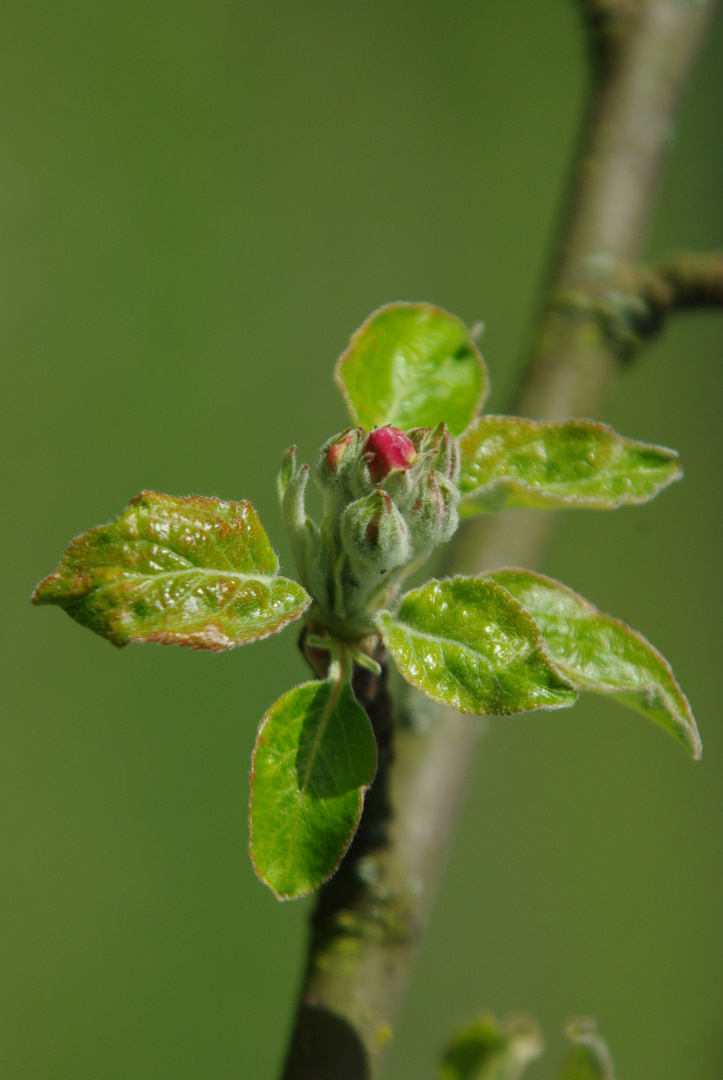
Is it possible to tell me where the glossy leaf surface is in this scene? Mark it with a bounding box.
[439,1012,543,1080]
[335,302,488,436]
[32,492,310,650]
[249,678,377,900]
[491,569,701,757]
[376,577,577,715]
[458,417,681,516]
[559,1020,615,1080]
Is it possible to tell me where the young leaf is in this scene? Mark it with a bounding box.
[375,577,577,715]
[335,302,488,436]
[249,677,377,900]
[490,569,701,758]
[458,417,681,516]
[439,1012,543,1080]
[559,1019,615,1080]
[32,492,310,650]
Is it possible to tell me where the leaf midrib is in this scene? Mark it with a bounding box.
[275,678,349,894]
[103,567,279,587]
[383,613,504,667]
[298,678,344,802]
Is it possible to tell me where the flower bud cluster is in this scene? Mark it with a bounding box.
[316,424,459,564]
[283,423,458,632]
[280,422,461,634]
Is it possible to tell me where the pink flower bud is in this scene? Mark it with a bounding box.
[365,426,417,483]
[324,432,353,470]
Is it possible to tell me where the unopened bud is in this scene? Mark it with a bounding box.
[427,422,460,482]
[364,426,417,483]
[340,490,411,572]
[409,473,460,552]
[407,423,460,482]
[404,427,431,452]
[314,427,366,494]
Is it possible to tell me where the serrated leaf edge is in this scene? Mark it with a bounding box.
[376,574,578,716]
[458,416,682,512]
[32,573,310,651]
[31,492,311,650]
[491,568,702,759]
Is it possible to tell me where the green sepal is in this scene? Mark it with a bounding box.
[335,302,488,436]
[281,461,322,594]
[491,569,701,758]
[31,492,310,650]
[349,649,382,676]
[439,1012,544,1080]
[559,1019,615,1080]
[306,635,382,676]
[277,445,297,503]
[249,675,377,900]
[375,577,577,715]
[458,417,682,516]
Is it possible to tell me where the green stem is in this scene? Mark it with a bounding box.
[280,3,720,1078]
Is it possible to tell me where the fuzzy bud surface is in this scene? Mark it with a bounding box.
[314,427,367,497]
[409,473,459,550]
[340,490,411,572]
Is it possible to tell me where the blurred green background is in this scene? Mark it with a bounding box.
[3,2,721,1077]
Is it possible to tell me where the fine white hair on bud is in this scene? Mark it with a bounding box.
[340,490,411,573]
[409,474,460,552]
[313,427,367,497]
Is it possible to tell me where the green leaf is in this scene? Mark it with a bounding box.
[439,1012,543,1080]
[32,491,310,650]
[335,302,488,436]
[559,1019,615,1080]
[458,417,682,516]
[249,677,377,899]
[490,569,701,758]
[376,577,577,715]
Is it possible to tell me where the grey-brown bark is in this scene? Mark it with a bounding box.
[281,4,721,1077]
